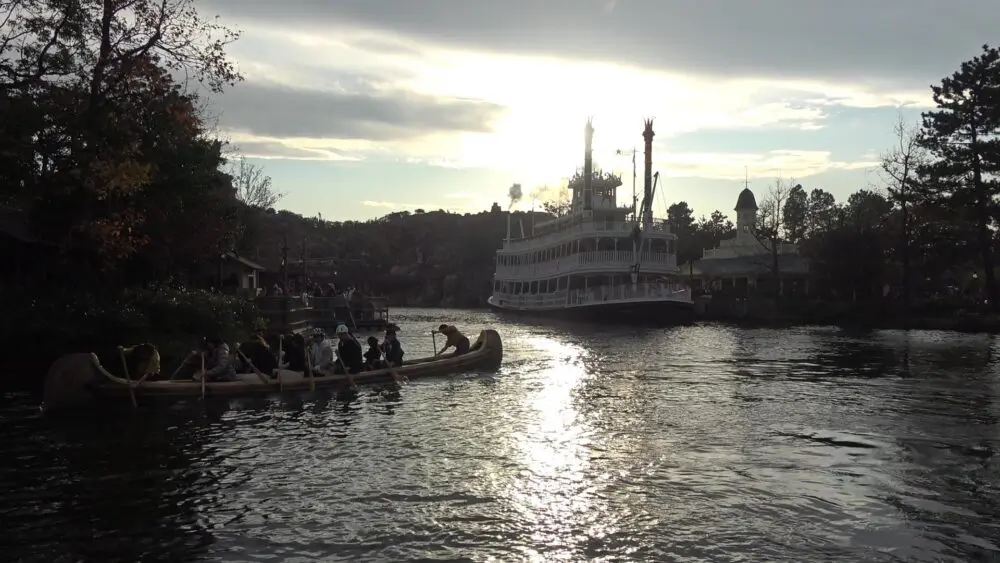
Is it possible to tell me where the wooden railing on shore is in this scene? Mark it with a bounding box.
[256,295,390,333]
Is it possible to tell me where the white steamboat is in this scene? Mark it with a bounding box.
[487,119,694,323]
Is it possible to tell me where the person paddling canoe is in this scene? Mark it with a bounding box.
[433,324,470,356]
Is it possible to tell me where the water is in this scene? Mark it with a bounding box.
[2,308,1000,562]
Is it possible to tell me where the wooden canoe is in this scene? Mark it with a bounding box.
[43,329,502,409]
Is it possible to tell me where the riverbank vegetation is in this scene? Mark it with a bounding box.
[0,0,260,380]
[666,45,1000,327]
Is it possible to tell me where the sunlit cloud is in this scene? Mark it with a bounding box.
[187,0,996,219]
[209,24,928,187]
[657,150,878,181]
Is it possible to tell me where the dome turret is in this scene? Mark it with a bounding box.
[735,188,757,211]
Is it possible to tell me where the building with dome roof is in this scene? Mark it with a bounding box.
[682,185,810,296]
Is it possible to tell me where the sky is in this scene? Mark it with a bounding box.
[195,0,1000,222]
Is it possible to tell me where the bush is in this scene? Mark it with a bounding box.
[0,284,262,388]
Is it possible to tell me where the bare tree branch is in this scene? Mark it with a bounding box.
[231,155,283,209]
[880,113,926,206]
[878,112,927,305]
[751,177,795,299]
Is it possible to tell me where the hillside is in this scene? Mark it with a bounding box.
[242,205,548,307]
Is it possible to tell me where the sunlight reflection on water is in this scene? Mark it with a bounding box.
[1,310,999,562]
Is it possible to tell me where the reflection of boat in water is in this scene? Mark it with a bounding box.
[42,330,503,411]
[488,119,693,324]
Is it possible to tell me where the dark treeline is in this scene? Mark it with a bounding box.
[668,45,1000,315]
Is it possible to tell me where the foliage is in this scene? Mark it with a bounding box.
[918,44,1000,308]
[0,0,244,288]
[232,155,284,210]
[2,285,260,379]
[235,206,565,307]
[0,0,258,382]
[879,114,928,304]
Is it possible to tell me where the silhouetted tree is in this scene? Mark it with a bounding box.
[918,44,1000,308]
[232,156,283,209]
[880,113,928,306]
[752,179,794,299]
[782,184,808,243]
[667,201,699,267]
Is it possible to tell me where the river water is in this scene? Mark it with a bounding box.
[1,308,999,562]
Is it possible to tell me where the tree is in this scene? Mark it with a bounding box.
[533,184,571,216]
[697,210,735,246]
[782,184,808,242]
[667,201,699,266]
[806,188,838,235]
[0,0,80,91]
[879,113,928,306]
[231,156,283,209]
[1,0,244,284]
[752,178,794,299]
[919,44,1000,308]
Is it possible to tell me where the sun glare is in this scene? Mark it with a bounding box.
[402,52,706,183]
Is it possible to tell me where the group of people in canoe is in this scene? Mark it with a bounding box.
[189,323,473,383]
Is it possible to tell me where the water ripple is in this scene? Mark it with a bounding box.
[1,311,1000,561]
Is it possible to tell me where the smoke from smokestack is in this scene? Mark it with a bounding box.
[507,183,522,210]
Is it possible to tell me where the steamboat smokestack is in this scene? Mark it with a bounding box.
[583,118,594,211]
[642,118,654,226]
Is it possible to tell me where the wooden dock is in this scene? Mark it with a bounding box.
[256,295,390,334]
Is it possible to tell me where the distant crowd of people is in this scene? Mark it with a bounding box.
[267,280,377,299]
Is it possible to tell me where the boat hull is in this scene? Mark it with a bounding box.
[487,298,694,325]
[43,330,503,410]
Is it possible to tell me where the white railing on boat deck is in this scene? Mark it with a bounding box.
[494,250,677,278]
[502,220,674,252]
[491,282,692,309]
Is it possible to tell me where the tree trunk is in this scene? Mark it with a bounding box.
[970,126,998,310]
[900,201,910,308]
[771,240,780,302]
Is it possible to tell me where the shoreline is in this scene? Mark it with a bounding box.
[387,303,1000,334]
[693,316,1000,334]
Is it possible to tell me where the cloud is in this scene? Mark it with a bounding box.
[201,0,999,88]
[196,3,937,193]
[213,79,503,142]
[230,138,363,161]
[659,150,877,181]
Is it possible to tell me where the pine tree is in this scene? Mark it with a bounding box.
[919,44,1000,308]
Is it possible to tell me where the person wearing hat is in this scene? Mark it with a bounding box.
[309,328,336,375]
[433,324,470,356]
[333,324,364,374]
